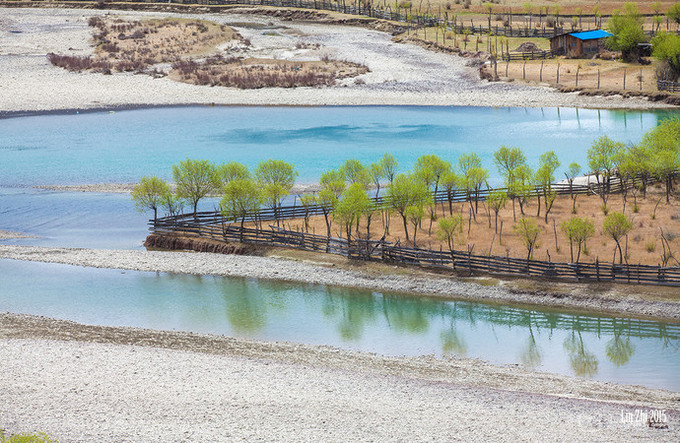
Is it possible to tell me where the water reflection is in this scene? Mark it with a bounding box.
[519,326,542,370]
[222,279,269,333]
[564,330,599,377]
[1,260,679,389]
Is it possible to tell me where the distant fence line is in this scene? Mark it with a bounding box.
[153,176,639,229]
[38,0,578,38]
[657,80,680,93]
[150,176,680,287]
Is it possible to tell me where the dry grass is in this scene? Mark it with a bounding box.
[263,184,680,267]
[48,15,367,88]
[170,55,368,88]
[494,58,659,92]
[48,17,240,74]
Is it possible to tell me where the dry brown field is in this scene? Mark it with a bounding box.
[268,183,680,267]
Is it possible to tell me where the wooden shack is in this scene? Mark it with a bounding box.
[550,30,613,57]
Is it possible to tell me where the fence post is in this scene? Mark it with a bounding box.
[623,67,626,90]
[639,68,643,91]
[596,258,600,281]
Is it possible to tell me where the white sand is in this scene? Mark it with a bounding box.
[1,314,678,441]
[0,7,670,113]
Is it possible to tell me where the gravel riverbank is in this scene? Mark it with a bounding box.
[1,313,678,441]
[0,7,672,113]
[1,244,679,321]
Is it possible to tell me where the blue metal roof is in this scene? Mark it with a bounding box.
[569,30,613,40]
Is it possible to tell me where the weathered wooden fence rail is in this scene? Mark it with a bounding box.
[153,175,643,229]
[151,221,680,287]
[501,49,556,61]
[657,80,680,92]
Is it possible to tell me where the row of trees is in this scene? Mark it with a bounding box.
[132,119,678,262]
[131,158,297,224]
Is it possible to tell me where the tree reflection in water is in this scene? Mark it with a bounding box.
[519,325,542,369]
[441,302,467,356]
[563,329,599,377]
[606,319,635,367]
[222,279,269,333]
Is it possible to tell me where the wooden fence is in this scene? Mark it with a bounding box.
[657,80,680,92]
[151,220,680,287]
[153,176,638,230]
[502,49,556,61]
[43,0,575,38]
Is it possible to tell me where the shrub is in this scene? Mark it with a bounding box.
[646,241,656,252]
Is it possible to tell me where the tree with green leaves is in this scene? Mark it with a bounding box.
[385,173,429,242]
[617,144,651,211]
[603,212,633,264]
[560,216,595,263]
[457,153,488,217]
[587,136,625,212]
[318,169,346,237]
[339,159,370,188]
[254,159,297,223]
[487,189,507,233]
[131,175,172,221]
[299,194,317,233]
[651,32,680,81]
[160,193,184,217]
[368,161,385,199]
[172,158,220,214]
[220,179,261,237]
[508,164,534,218]
[666,2,680,26]
[514,217,541,261]
[380,153,398,184]
[406,203,427,247]
[335,183,372,243]
[436,214,464,255]
[494,146,528,220]
[564,162,581,214]
[494,145,527,183]
[218,162,249,185]
[606,3,646,62]
[415,154,451,233]
[440,170,459,216]
[640,117,680,203]
[536,150,560,223]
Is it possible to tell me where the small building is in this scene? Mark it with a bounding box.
[550,30,613,57]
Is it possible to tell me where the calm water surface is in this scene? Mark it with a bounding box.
[0,106,674,186]
[1,259,678,391]
[2,106,679,391]
[2,106,677,247]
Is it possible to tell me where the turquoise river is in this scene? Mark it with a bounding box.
[0,106,678,391]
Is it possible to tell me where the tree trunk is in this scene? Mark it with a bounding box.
[402,214,410,241]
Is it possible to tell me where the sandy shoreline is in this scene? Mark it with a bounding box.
[1,312,678,441]
[0,7,674,113]
[1,244,679,321]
